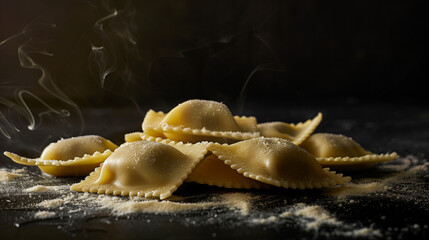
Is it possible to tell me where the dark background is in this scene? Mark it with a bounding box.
[1,0,426,104]
[0,0,427,153]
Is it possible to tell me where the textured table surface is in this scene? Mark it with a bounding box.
[1,99,428,240]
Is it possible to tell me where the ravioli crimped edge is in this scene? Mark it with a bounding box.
[144,110,260,141]
[71,140,209,200]
[257,112,323,145]
[208,138,351,190]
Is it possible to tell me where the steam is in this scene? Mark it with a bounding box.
[237,62,285,113]
[91,9,119,88]
[0,21,83,149]
[0,111,18,140]
[1,0,140,151]
[88,1,140,101]
[0,22,51,46]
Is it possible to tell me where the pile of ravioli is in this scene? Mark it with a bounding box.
[4,100,397,200]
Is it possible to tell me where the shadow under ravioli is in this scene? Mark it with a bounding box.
[186,154,270,189]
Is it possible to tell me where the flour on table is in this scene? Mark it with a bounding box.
[29,192,256,217]
[25,185,68,193]
[37,198,65,208]
[94,195,218,215]
[326,155,428,199]
[250,203,384,238]
[340,227,382,238]
[1,155,426,239]
[219,193,254,215]
[293,204,341,230]
[25,185,52,192]
[326,182,386,199]
[0,168,26,182]
[34,211,56,219]
[250,216,279,224]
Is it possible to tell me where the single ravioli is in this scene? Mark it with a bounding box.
[4,135,117,177]
[300,133,397,171]
[208,137,351,189]
[142,99,260,143]
[257,113,322,145]
[70,140,208,200]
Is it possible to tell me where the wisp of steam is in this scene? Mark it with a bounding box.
[0,20,83,152]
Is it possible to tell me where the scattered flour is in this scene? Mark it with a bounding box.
[94,195,217,215]
[37,198,65,208]
[270,203,382,238]
[378,155,415,172]
[24,185,68,193]
[293,204,341,230]
[25,185,52,192]
[250,216,279,224]
[341,227,382,238]
[91,192,256,216]
[30,192,256,216]
[1,155,426,239]
[0,168,25,182]
[326,155,429,199]
[383,162,429,184]
[326,182,385,199]
[219,193,254,215]
[34,211,56,219]
[12,168,27,174]
[279,211,293,218]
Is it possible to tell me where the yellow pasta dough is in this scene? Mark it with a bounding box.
[131,133,268,189]
[186,154,270,189]
[4,135,117,177]
[70,140,209,200]
[208,137,351,189]
[257,113,322,145]
[124,132,145,143]
[3,98,400,201]
[300,133,397,171]
[142,99,260,143]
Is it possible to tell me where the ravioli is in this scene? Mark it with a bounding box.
[186,154,270,189]
[257,113,322,145]
[300,133,397,171]
[124,132,145,143]
[142,99,260,143]
[208,137,351,189]
[137,134,269,189]
[4,135,117,177]
[70,140,209,200]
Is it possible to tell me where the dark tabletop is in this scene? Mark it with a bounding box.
[0,99,428,240]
